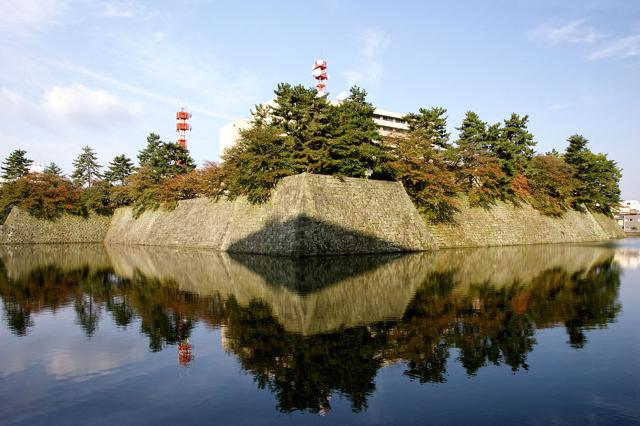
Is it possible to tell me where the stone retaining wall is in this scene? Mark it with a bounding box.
[0,208,111,244]
[105,173,435,255]
[1,174,624,253]
[427,198,625,249]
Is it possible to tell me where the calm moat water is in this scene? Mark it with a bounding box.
[1,240,639,425]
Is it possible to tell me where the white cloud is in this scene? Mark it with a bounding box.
[529,19,601,45]
[0,84,142,130]
[589,35,640,60]
[342,29,391,88]
[0,0,68,36]
[43,84,142,126]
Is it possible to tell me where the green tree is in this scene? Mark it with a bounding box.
[1,149,33,180]
[71,146,102,187]
[327,86,388,178]
[146,142,195,182]
[104,155,134,185]
[564,134,621,215]
[138,133,162,166]
[222,120,294,203]
[270,83,334,174]
[44,162,63,176]
[493,113,536,179]
[404,107,451,150]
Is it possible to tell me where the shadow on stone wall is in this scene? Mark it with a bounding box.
[226,214,414,256]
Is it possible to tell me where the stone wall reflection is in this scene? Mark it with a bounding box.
[0,243,623,413]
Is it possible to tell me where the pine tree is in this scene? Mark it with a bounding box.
[146,142,195,182]
[44,162,63,176]
[1,149,33,180]
[138,133,162,166]
[104,155,134,185]
[270,83,334,174]
[327,86,387,178]
[72,146,102,187]
[404,107,451,150]
[564,134,621,214]
[494,113,536,178]
[453,112,505,205]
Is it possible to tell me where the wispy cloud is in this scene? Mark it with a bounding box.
[0,0,68,36]
[589,35,640,60]
[528,19,600,45]
[44,58,237,119]
[342,29,390,88]
[95,0,146,18]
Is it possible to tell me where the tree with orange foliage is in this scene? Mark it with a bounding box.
[384,132,459,223]
[0,173,81,221]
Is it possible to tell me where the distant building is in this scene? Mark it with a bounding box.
[218,104,408,159]
[618,200,640,214]
[218,119,251,159]
[29,162,45,174]
[620,214,640,234]
[614,200,640,233]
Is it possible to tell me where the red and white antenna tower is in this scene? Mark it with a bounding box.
[176,106,191,148]
[312,59,328,96]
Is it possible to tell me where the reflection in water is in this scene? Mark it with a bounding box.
[0,243,623,414]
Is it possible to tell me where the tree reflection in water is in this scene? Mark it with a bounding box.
[0,249,622,414]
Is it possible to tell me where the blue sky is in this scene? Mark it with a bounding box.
[1,0,639,198]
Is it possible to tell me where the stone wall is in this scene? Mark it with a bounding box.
[105,173,435,255]
[1,173,624,253]
[0,208,111,244]
[428,198,625,249]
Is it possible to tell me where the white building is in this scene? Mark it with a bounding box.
[618,200,640,214]
[218,119,252,159]
[218,105,408,159]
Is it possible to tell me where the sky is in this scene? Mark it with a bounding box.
[1,0,639,198]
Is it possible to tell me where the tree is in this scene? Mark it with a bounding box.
[71,146,102,187]
[136,133,195,183]
[222,121,295,203]
[404,107,451,150]
[327,86,388,178]
[0,172,81,221]
[44,162,63,176]
[270,83,334,174]
[452,112,506,205]
[493,113,536,180]
[138,133,162,166]
[564,134,621,215]
[1,149,33,180]
[104,155,134,185]
[146,142,195,182]
[525,155,577,215]
[384,132,459,223]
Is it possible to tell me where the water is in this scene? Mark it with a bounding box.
[0,240,639,425]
